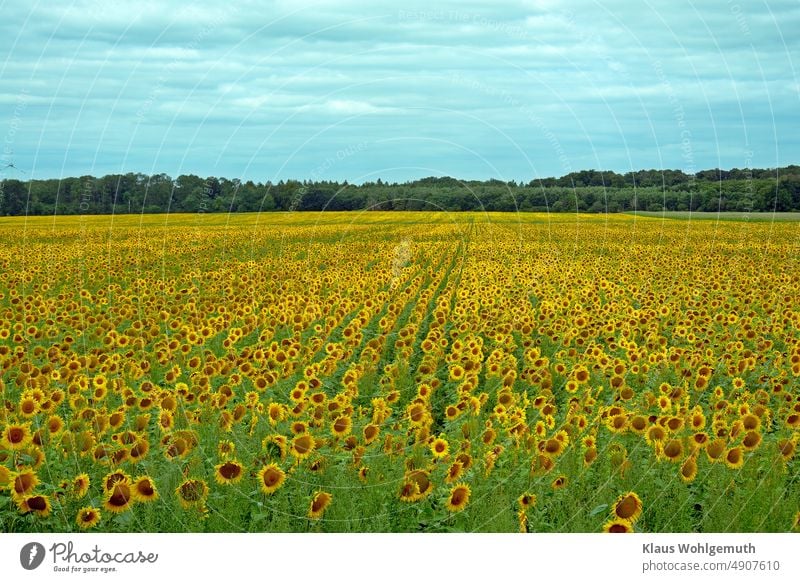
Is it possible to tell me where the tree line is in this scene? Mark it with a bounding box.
[1,166,799,215]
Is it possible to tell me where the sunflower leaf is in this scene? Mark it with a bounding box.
[589,503,608,516]
[116,511,134,526]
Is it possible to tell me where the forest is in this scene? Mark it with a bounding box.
[1,166,799,215]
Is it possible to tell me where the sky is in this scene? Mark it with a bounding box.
[1,0,798,184]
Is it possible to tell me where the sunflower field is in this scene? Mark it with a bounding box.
[0,212,798,533]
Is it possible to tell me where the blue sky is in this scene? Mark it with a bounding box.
[1,0,798,183]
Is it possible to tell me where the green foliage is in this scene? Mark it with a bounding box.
[2,166,800,215]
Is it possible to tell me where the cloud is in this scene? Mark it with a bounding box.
[299,99,395,116]
[0,0,797,182]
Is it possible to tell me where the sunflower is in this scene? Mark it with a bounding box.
[18,396,41,419]
[606,412,629,434]
[689,432,709,450]
[603,519,634,533]
[257,463,286,495]
[72,473,90,498]
[741,413,760,431]
[445,483,471,512]
[661,439,684,462]
[362,424,379,445]
[532,453,555,475]
[218,440,236,458]
[263,434,288,460]
[742,430,761,451]
[690,410,706,431]
[290,421,308,435]
[449,365,465,382]
[658,396,671,411]
[573,365,590,383]
[542,437,564,457]
[164,436,189,460]
[517,493,537,511]
[76,506,101,530]
[406,402,427,426]
[103,482,133,514]
[399,480,421,502]
[214,460,244,485]
[629,415,648,434]
[551,475,568,490]
[445,460,464,483]
[358,465,369,483]
[331,415,353,438]
[176,478,209,509]
[131,476,158,502]
[455,451,473,471]
[666,416,684,432]
[1,423,32,450]
[680,456,698,483]
[46,414,65,436]
[405,469,433,499]
[612,492,643,523]
[777,438,795,461]
[129,437,150,463]
[18,494,51,517]
[481,428,497,446]
[430,436,449,459]
[724,446,744,469]
[308,491,333,519]
[290,434,315,460]
[11,468,39,498]
[103,470,130,492]
[267,402,286,426]
[308,456,326,473]
[705,438,727,462]
[645,425,667,445]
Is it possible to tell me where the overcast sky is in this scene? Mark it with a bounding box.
[1,0,798,183]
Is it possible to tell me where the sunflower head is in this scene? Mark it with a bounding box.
[72,473,91,498]
[18,494,51,517]
[724,446,744,469]
[131,476,159,502]
[12,468,39,498]
[2,423,32,450]
[258,463,286,495]
[330,415,352,438]
[214,460,244,485]
[612,491,643,523]
[76,506,101,529]
[176,478,209,509]
[517,493,537,511]
[290,434,315,460]
[430,436,449,459]
[445,483,471,512]
[603,519,634,533]
[103,470,130,492]
[308,491,333,519]
[103,482,133,514]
